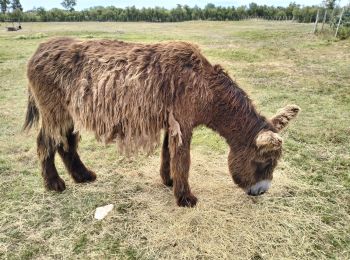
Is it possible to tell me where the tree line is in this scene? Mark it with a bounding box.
[0,2,346,23]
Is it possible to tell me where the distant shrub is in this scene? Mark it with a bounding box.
[337,26,350,39]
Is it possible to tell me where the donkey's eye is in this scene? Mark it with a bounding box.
[255,160,272,173]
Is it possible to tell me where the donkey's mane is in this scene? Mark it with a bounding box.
[208,66,271,147]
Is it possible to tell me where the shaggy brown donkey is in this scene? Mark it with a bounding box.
[24,37,300,207]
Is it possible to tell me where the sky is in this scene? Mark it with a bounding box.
[21,0,347,11]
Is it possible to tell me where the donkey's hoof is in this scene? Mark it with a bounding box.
[73,170,96,183]
[162,178,173,187]
[177,194,198,207]
[46,177,66,192]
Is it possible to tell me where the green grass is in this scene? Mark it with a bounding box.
[0,21,349,259]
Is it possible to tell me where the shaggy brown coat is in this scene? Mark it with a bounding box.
[24,37,300,207]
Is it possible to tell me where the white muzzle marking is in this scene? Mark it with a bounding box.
[246,180,271,196]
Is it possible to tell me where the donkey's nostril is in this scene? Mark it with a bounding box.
[258,189,266,195]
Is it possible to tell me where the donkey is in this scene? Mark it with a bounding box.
[24,37,300,207]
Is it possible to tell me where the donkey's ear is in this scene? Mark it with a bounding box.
[270,105,300,132]
[256,131,283,151]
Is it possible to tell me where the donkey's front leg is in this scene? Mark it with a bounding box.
[169,131,197,207]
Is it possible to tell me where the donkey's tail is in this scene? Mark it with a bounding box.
[22,89,40,131]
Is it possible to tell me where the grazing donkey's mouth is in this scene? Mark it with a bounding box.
[246,180,271,196]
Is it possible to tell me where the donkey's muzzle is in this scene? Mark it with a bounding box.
[246,180,271,196]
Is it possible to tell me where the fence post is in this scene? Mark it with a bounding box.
[321,9,327,31]
[335,8,345,37]
[313,9,319,34]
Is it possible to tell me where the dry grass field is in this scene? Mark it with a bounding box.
[0,21,349,259]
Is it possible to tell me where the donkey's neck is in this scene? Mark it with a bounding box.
[206,79,270,148]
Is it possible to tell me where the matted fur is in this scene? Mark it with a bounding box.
[27,38,214,154]
[25,37,300,206]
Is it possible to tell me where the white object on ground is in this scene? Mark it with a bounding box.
[94,204,114,220]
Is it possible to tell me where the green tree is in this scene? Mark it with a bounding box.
[10,6,21,20]
[8,2,340,24]
[61,0,76,12]
[11,0,22,11]
[248,2,258,16]
[286,2,298,19]
[236,6,246,19]
[36,7,47,21]
[324,0,336,10]
[0,0,10,14]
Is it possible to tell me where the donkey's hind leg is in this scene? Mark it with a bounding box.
[37,128,66,192]
[160,130,173,187]
[57,128,96,183]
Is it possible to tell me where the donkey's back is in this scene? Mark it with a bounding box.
[27,37,203,153]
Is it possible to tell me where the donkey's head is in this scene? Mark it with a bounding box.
[228,105,300,196]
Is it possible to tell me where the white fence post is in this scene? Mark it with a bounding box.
[321,9,327,31]
[335,8,345,37]
[313,9,320,34]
